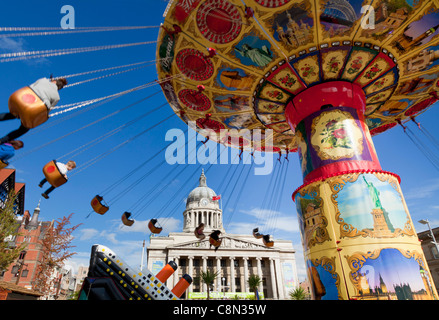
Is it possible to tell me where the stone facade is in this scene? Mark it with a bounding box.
[147,170,298,299]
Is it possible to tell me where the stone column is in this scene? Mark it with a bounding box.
[256,257,263,295]
[173,256,180,289]
[269,258,278,299]
[230,257,235,292]
[274,259,284,299]
[202,256,207,292]
[216,257,222,292]
[188,256,194,293]
[243,257,249,293]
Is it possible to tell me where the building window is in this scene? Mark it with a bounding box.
[18,251,26,260]
[234,260,239,268]
[207,259,213,267]
[194,259,200,267]
[431,246,439,259]
[180,259,187,267]
[261,260,265,268]
[248,260,252,267]
[220,259,226,267]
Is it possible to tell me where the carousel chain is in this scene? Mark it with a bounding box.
[56,60,155,79]
[64,64,150,88]
[49,76,178,116]
[0,40,157,63]
[0,25,160,38]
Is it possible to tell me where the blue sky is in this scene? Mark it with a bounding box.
[1,0,439,284]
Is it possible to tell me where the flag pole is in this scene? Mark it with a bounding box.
[140,239,145,271]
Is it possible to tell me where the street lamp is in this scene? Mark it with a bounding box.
[418,219,439,257]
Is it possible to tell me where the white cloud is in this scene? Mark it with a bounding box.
[404,178,439,200]
[0,37,25,52]
[231,207,300,234]
[78,228,99,241]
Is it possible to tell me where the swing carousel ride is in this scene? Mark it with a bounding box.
[1,0,439,300]
[155,0,439,300]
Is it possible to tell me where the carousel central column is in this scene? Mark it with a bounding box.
[285,81,437,300]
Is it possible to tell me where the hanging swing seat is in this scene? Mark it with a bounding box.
[209,230,222,248]
[148,219,163,234]
[42,160,68,188]
[194,223,206,240]
[262,235,274,248]
[209,236,222,248]
[91,195,109,215]
[121,211,134,226]
[8,87,49,129]
[252,227,263,239]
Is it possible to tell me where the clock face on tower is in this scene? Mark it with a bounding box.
[200,198,209,206]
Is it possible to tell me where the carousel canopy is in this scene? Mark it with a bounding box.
[156,0,439,153]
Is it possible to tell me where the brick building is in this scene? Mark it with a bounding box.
[1,201,53,292]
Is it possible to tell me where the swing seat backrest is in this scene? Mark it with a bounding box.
[91,195,109,215]
[42,160,68,188]
[8,87,49,129]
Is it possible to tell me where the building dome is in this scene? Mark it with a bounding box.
[183,169,223,233]
[186,169,218,209]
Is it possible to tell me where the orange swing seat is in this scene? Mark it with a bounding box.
[0,159,9,169]
[262,235,274,248]
[42,160,67,188]
[8,87,49,129]
[148,219,163,234]
[121,211,134,226]
[91,195,109,215]
[252,227,263,239]
[209,237,222,248]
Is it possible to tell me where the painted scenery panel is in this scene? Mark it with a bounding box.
[306,257,341,300]
[295,187,330,250]
[330,173,414,238]
[347,248,437,300]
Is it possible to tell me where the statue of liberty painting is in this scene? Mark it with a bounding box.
[362,176,383,209]
[234,43,272,67]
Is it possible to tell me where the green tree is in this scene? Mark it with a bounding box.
[200,269,219,300]
[289,287,308,300]
[247,274,262,300]
[0,191,27,273]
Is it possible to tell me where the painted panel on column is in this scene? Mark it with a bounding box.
[328,172,415,239]
[305,255,342,300]
[297,107,378,178]
[294,183,331,250]
[346,247,437,300]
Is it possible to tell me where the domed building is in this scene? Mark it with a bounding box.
[146,170,298,299]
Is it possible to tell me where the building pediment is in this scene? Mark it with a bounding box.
[167,235,271,250]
